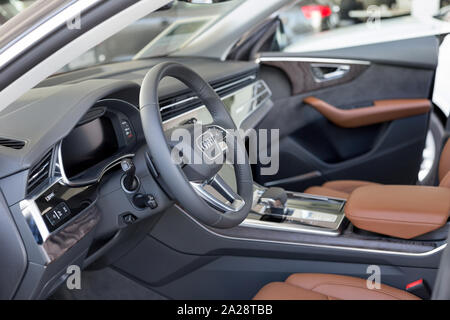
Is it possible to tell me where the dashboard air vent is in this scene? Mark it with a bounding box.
[0,138,25,150]
[159,71,257,121]
[27,149,53,195]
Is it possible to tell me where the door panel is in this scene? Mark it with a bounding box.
[254,37,436,191]
[288,36,440,70]
[259,57,369,95]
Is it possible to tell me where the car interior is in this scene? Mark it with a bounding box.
[0,0,450,301]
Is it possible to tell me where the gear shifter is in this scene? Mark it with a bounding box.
[260,187,289,218]
[121,159,139,192]
[260,187,288,207]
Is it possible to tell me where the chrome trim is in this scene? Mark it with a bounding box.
[57,141,135,187]
[191,178,245,213]
[250,188,345,236]
[310,63,350,83]
[264,171,322,187]
[236,80,272,127]
[242,219,341,236]
[28,160,50,184]
[160,75,257,113]
[162,79,272,130]
[287,190,347,202]
[188,125,245,212]
[255,55,371,66]
[214,74,257,93]
[20,188,100,264]
[175,205,447,257]
[120,175,140,194]
[0,0,101,70]
[20,176,65,245]
[20,198,51,247]
[160,96,197,113]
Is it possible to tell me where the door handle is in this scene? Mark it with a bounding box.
[310,64,350,82]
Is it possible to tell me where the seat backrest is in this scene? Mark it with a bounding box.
[439,139,450,188]
[432,225,450,300]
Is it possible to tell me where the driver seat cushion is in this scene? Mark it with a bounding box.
[304,139,450,199]
[253,273,420,300]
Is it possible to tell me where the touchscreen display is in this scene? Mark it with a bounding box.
[61,117,118,178]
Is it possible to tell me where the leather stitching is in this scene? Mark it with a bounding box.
[304,282,409,300]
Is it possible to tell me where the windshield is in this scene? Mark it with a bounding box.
[60,0,242,73]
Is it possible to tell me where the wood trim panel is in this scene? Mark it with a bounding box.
[261,60,368,95]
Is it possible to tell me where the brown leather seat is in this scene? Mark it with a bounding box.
[254,273,420,300]
[304,139,450,199]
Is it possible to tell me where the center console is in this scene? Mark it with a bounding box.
[245,183,450,241]
[244,185,347,236]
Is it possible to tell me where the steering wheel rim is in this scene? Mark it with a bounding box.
[139,62,253,228]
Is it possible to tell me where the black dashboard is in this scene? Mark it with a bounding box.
[61,112,120,179]
[37,99,141,234]
[59,99,139,185]
[0,58,271,300]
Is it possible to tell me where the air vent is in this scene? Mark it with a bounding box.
[27,149,53,195]
[0,138,25,150]
[159,71,257,121]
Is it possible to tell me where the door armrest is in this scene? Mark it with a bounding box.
[303,97,431,128]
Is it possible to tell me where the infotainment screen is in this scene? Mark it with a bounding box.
[61,116,118,178]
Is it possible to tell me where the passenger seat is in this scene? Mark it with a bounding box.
[253,273,420,300]
[304,139,450,199]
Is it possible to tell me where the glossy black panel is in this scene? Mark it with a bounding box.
[36,183,96,232]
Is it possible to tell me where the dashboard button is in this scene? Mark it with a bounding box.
[133,194,158,209]
[45,202,71,227]
[123,214,137,225]
[121,120,134,141]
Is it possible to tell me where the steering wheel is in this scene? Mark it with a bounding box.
[139,62,253,228]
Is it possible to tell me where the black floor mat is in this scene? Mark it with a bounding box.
[50,267,167,300]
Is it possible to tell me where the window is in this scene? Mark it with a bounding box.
[59,0,243,73]
[275,0,450,53]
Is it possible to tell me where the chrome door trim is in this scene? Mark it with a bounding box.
[255,55,371,66]
[310,63,351,82]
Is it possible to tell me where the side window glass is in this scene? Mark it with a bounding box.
[270,0,450,54]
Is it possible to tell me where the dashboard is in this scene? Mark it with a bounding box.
[0,58,272,300]
[61,113,119,179]
[59,100,138,186]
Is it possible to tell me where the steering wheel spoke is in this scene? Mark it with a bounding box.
[191,175,245,213]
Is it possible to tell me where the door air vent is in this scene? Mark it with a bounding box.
[0,138,26,150]
[27,149,53,195]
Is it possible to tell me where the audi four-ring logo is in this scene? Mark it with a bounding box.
[200,135,216,152]
[196,131,222,160]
